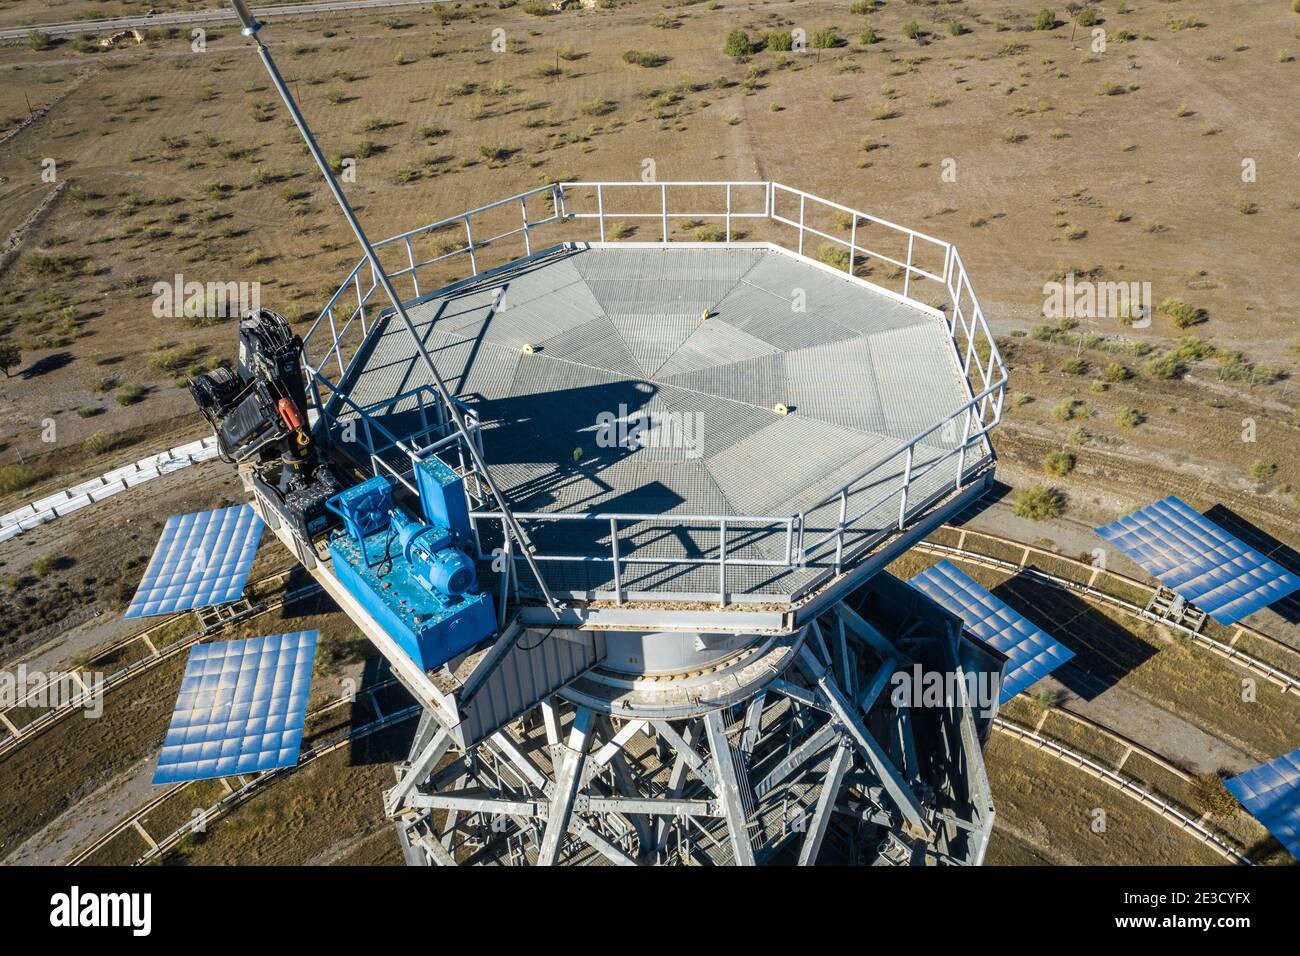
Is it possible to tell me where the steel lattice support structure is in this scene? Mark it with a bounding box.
[389,581,998,867]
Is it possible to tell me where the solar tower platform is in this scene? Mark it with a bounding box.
[235,180,1010,866]
[333,244,986,615]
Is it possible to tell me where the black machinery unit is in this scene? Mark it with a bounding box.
[189,309,341,549]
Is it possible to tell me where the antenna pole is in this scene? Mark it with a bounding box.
[227,1,561,616]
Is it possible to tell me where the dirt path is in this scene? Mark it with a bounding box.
[1044,676,1257,776]
[7,755,158,865]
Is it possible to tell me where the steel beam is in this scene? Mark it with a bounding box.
[650,720,718,793]
[797,740,853,866]
[536,707,592,865]
[582,798,719,817]
[752,722,838,800]
[386,727,453,814]
[410,794,542,817]
[799,646,934,840]
[704,710,756,866]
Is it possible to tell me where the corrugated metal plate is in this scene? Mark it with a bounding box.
[457,630,605,746]
[909,560,1074,702]
[1225,748,1300,860]
[1095,496,1300,625]
[125,505,264,618]
[153,631,317,783]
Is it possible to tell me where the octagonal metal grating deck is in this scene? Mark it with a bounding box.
[305,183,1006,609]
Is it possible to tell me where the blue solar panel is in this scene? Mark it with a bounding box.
[1225,748,1300,860]
[909,560,1075,702]
[153,631,318,785]
[124,505,264,618]
[1094,496,1300,626]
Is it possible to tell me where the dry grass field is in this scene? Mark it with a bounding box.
[0,0,1296,512]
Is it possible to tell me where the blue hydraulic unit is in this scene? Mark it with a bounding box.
[325,466,495,672]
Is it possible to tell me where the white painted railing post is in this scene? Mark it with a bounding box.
[405,237,420,298]
[353,272,365,336]
[464,216,478,274]
[903,233,915,299]
[660,183,668,242]
[609,517,623,605]
[718,517,727,606]
[834,490,847,572]
[596,184,606,242]
[955,407,973,490]
[725,183,732,241]
[849,216,857,275]
[798,193,806,256]
[898,445,914,530]
[520,196,532,256]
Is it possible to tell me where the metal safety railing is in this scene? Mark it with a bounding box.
[301,182,1007,606]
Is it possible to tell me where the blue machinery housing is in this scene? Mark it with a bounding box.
[325,460,495,672]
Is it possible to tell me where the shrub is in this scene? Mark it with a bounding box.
[1051,399,1080,421]
[1157,297,1205,328]
[766,31,794,52]
[1172,336,1216,362]
[1013,485,1064,521]
[0,343,20,377]
[902,20,921,39]
[1249,460,1277,482]
[1102,362,1129,382]
[83,431,117,455]
[477,143,513,162]
[1145,354,1183,379]
[1033,9,1056,31]
[811,27,841,49]
[0,464,37,494]
[33,555,57,577]
[723,30,754,57]
[1115,406,1143,428]
[29,30,54,51]
[1075,9,1098,28]
[1191,773,1238,818]
[623,49,668,67]
[1043,451,1075,477]
[117,384,147,406]
[1061,357,1088,375]
[860,26,880,45]
[817,244,850,270]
